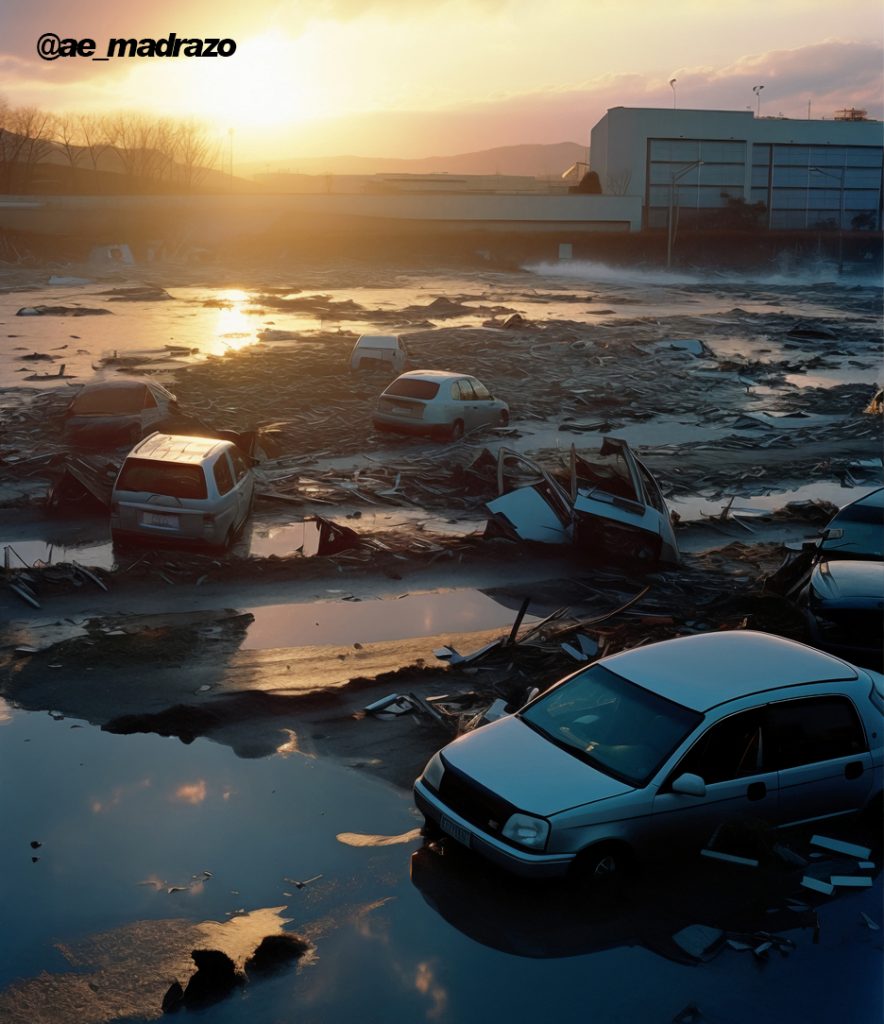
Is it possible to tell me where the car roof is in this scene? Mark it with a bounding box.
[394,370,469,381]
[356,334,400,345]
[602,631,859,712]
[77,379,149,394]
[128,433,228,463]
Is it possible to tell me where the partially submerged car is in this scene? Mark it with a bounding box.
[486,438,679,565]
[801,559,884,670]
[111,433,255,548]
[373,370,509,441]
[415,631,883,881]
[817,486,884,562]
[350,334,408,374]
[64,379,177,446]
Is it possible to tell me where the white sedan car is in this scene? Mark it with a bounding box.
[414,631,883,881]
[373,370,509,441]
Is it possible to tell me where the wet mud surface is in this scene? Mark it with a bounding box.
[0,257,881,1021]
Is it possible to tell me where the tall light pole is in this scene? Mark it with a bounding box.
[669,79,677,110]
[753,85,764,117]
[810,165,845,274]
[667,160,703,268]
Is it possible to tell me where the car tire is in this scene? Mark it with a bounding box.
[498,409,510,427]
[449,419,465,442]
[421,816,443,841]
[572,843,631,893]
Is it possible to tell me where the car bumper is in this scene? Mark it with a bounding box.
[414,780,574,879]
[372,415,439,437]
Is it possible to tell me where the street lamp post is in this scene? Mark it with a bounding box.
[810,165,845,274]
[667,160,703,268]
[753,84,764,117]
[669,79,677,110]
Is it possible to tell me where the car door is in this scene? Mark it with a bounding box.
[766,695,873,827]
[469,377,497,428]
[455,379,481,429]
[228,446,254,528]
[651,707,779,851]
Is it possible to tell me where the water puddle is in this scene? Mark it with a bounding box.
[2,537,116,571]
[671,481,873,523]
[241,588,534,650]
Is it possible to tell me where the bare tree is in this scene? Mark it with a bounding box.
[173,119,218,191]
[54,114,87,189]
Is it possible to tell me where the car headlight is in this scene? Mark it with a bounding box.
[501,813,550,850]
[421,751,445,791]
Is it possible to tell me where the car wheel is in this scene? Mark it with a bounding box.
[498,409,510,427]
[572,843,630,892]
[449,419,465,442]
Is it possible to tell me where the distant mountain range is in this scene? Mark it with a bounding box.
[240,142,587,179]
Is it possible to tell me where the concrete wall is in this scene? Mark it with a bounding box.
[0,191,643,243]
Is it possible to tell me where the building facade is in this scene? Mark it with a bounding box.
[590,108,884,231]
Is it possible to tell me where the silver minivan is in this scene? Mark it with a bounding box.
[111,433,255,548]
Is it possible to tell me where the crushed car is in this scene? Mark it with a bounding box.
[64,378,178,447]
[486,438,679,565]
[415,631,883,882]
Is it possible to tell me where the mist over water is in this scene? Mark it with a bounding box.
[525,258,884,289]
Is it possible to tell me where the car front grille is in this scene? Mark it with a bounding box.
[437,761,516,838]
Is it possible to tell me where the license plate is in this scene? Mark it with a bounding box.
[142,511,179,529]
[440,816,471,848]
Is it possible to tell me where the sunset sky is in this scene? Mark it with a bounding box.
[1,0,882,163]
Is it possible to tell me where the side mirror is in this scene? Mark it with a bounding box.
[671,773,707,797]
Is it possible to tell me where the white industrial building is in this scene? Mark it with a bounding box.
[590,107,884,231]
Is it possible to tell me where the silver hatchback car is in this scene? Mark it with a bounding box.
[373,370,509,441]
[415,631,883,881]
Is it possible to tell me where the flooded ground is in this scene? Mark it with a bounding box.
[0,255,881,1022]
[1,702,880,1024]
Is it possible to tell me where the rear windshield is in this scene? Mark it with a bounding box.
[116,458,207,499]
[71,387,143,415]
[384,379,440,401]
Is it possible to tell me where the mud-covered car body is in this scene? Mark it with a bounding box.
[64,379,177,446]
[415,632,883,878]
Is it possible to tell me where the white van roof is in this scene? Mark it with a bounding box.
[355,334,401,348]
[129,433,229,464]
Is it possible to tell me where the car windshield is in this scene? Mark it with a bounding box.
[519,664,702,786]
[116,459,208,500]
[71,387,144,415]
[384,379,440,401]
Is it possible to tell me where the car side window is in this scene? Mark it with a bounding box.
[471,379,491,400]
[143,389,158,409]
[229,448,249,482]
[671,709,765,785]
[213,454,234,495]
[457,380,476,401]
[767,696,868,769]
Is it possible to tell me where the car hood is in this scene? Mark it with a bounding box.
[441,714,635,817]
[810,560,884,610]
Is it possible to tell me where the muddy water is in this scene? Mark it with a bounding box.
[1,263,879,395]
[1,703,880,1024]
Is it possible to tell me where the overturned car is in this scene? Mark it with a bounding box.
[485,438,679,566]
